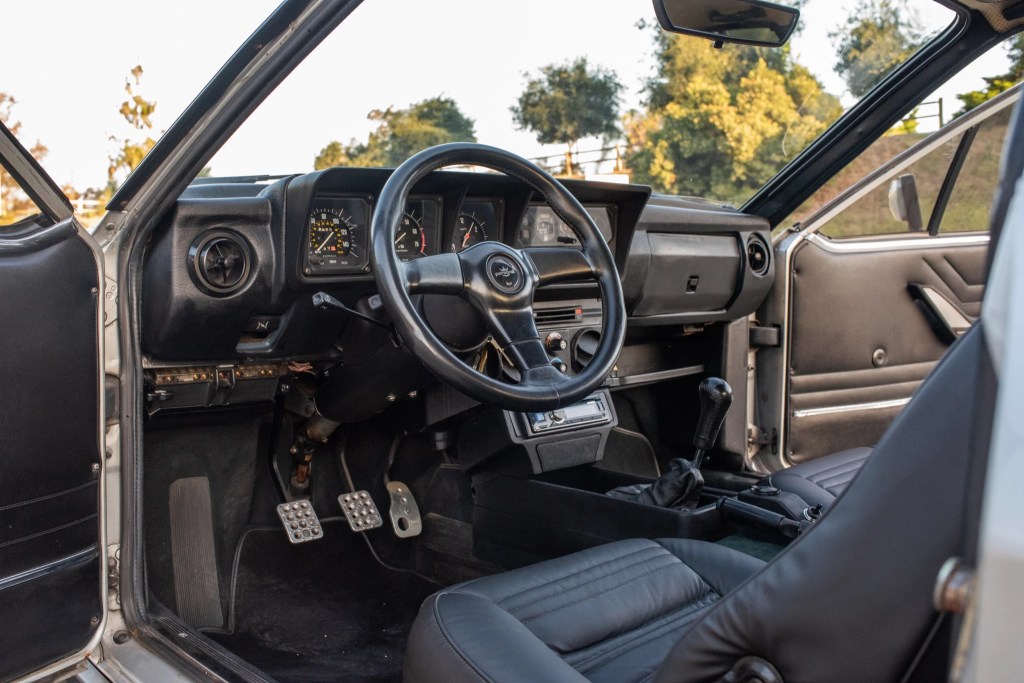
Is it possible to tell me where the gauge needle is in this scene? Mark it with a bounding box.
[462,228,473,249]
[395,232,405,246]
[317,232,336,253]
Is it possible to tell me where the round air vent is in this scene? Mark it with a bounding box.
[188,231,252,295]
[573,329,601,371]
[746,236,771,277]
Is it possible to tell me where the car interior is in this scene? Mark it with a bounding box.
[2,0,1020,681]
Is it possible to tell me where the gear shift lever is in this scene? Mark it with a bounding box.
[692,377,734,469]
[608,377,733,510]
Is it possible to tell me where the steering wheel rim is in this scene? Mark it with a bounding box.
[371,142,626,412]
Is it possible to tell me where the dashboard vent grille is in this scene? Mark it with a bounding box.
[746,236,770,277]
[189,231,252,296]
[535,306,582,325]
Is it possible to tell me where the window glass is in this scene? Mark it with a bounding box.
[0,158,43,228]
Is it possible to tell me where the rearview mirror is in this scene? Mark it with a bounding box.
[888,175,924,232]
[653,0,800,47]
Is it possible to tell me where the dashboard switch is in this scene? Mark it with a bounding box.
[545,332,567,353]
[551,358,568,374]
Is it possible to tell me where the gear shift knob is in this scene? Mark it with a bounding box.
[692,377,733,464]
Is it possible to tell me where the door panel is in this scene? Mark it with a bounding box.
[785,236,987,462]
[0,219,104,679]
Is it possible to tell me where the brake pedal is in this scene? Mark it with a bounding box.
[276,500,324,544]
[386,481,422,538]
[338,491,384,532]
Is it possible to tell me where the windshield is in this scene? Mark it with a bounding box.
[211,0,958,207]
[2,0,1001,221]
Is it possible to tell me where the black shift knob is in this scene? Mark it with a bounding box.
[693,377,733,452]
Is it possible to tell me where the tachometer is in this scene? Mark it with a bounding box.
[451,213,488,252]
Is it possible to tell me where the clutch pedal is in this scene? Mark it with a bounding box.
[276,500,324,544]
[386,481,422,538]
[337,490,384,532]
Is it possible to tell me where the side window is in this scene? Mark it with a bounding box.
[935,104,1013,233]
[0,163,44,228]
[811,99,1014,239]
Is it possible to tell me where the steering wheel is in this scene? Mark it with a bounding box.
[371,143,626,411]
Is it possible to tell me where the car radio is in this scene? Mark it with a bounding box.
[522,390,613,435]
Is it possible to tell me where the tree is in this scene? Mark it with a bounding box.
[953,34,1024,117]
[108,65,158,188]
[0,92,49,219]
[511,58,622,176]
[831,0,922,98]
[624,31,842,204]
[314,96,476,170]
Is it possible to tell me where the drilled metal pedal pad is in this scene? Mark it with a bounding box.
[337,490,384,532]
[386,481,423,538]
[277,500,323,544]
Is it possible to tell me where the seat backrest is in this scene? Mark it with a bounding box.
[655,322,996,683]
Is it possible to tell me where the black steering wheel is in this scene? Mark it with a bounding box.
[371,143,626,411]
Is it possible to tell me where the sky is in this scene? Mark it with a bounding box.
[0,0,1014,192]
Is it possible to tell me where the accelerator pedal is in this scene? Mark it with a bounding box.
[337,490,384,532]
[276,500,324,544]
[386,481,423,538]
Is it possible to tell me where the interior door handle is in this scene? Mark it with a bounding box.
[907,283,974,344]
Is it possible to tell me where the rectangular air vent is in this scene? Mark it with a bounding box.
[535,306,582,325]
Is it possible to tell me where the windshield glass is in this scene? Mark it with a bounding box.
[1,0,994,220]
[210,0,957,207]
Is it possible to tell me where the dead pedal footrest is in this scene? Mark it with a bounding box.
[338,490,384,532]
[277,500,323,544]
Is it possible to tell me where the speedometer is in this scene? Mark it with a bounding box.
[303,196,370,275]
[309,208,354,257]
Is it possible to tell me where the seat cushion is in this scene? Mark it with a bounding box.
[404,538,764,683]
[763,447,871,509]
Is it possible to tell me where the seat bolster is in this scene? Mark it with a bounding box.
[404,591,588,683]
[653,539,766,596]
[765,447,872,508]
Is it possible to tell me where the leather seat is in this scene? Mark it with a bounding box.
[406,322,995,682]
[760,447,872,509]
[405,539,763,683]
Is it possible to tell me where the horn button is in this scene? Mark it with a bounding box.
[485,254,525,294]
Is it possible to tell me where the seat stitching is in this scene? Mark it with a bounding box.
[430,595,494,683]
[810,467,863,487]
[505,551,676,614]
[803,458,868,482]
[570,591,718,673]
[492,545,666,607]
[519,559,681,623]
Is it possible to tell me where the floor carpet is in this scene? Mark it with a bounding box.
[209,519,438,683]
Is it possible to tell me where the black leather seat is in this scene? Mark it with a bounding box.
[760,447,872,509]
[405,322,995,682]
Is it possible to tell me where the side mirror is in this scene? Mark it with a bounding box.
[888,174,924,232]
[653,0,800,47]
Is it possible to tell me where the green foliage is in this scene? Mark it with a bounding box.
[831,0,922,98]
[511,58,623,172]
[954,34,1024,117]
[314,96,476,170]
[108,65,158,186]
[0,92,49,221]
[624,32,842,204]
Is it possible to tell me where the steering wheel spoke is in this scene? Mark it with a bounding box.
[402,252,465,295]
[482,306,553,374]
[522,247,596,286]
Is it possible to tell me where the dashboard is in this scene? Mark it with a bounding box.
[141,166,773,366]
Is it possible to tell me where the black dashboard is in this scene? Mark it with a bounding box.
[141,167,773,375]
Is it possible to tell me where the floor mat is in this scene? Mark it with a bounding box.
[209,519,438,683]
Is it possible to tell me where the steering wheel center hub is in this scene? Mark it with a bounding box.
[486,254,525,294]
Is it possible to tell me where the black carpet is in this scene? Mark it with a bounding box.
[209,520,438,683]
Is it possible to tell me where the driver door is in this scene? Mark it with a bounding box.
[0,122,105,679]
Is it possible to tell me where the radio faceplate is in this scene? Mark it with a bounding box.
[523,391,612,435]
